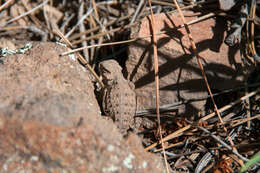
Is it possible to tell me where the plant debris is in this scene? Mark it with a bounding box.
[0,0,259,172]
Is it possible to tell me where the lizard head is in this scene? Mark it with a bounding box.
[98,60,122,84]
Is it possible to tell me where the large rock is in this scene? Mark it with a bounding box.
[126,11,244,116]
[0,41,166,172]
[0,41,100,126]
[0,116,166,172]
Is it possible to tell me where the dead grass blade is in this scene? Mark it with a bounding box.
[145,88,260,151]
[171,0,243,165]
[54,27,104,88]
[5,0,49,25]
[0,0,14,11]
[147,0,169,172]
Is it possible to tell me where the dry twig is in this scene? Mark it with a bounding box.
[147,0,169,172]
[5,0,49,25]
[196,126,248,162]
[61,12,217,55]
[171,0,242,165]
[145,88,260,151]
[0,0,14,11]
[54,27,104,88]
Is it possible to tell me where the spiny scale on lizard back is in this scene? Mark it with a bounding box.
[104,83,136,132]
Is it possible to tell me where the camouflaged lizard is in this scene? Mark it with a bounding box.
[99,59,140,135]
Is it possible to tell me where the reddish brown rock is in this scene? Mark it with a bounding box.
[126,11,243,116]
[0,41,100,126]
[0,116,165,173]
[0,41,166,172]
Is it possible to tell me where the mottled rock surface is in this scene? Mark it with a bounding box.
[0,41,100,126]
[0,41,166,172]
[0,116,166,173]
[126,11,243,117]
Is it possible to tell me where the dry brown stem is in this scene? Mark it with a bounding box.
[147,0,169,172]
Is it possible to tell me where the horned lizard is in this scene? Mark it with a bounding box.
[99,59,140,135]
